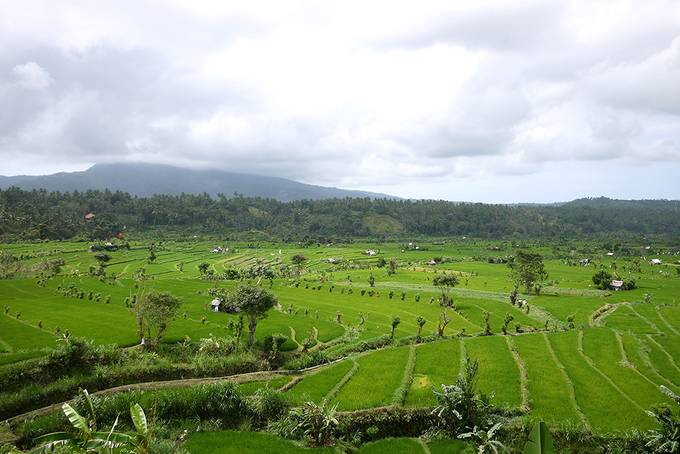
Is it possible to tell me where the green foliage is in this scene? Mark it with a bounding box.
[523,421,555,454]
[509,251,548,294]
[250,387,290,423]
[273,401,339,446]
[459,422,507,454]
[591,270,613,290]
[432,355,493,437]
[390,316,401,340]
[433,274,458,307]
[133,291,183,347]
[644,386,680,453]
[220,284,278,348]
[4,189,680,241]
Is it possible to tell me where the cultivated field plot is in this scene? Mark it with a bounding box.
[1,239,679,434]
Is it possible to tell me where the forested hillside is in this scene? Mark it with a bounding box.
[1,188,679,241]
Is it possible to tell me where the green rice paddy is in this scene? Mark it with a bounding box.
[2,239,679,434]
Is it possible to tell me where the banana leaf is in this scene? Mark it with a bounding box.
[523,421,555,454]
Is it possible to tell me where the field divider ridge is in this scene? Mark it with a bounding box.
[633,334,680,392]
[505,336,529,412]
[576,330,645,413]
[542,333,590,430]
[322,358,359,405]
[655,306,680,337]
[627,304,662,334]
[392,343,417,406]
[645,334,680,376]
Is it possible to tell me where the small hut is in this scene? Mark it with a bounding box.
[210,298,221,312]
[610,280,624,291]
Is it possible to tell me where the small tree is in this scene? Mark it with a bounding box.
[368,274,376,287]
[482,311,492,336]
[592,270,613,290]
[390,316,401,340]
[509,250,548,294]
[502,314,514,335]
[433,274,459,307]
[291,254,307,276]
[198,262,210,276]
[388,259,398,275]
[509,287,518,306]
[437,309,451,337]
[133,291,182,347]
[416,316,427,339]
[223,285,278,349]
[235,315,245,344]
[94,253,110,263]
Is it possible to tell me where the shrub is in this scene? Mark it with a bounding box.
[431,355,493,437]
[277,401,339,446]
[250,387,290,423]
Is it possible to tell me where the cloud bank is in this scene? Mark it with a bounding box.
[1,0,679,201]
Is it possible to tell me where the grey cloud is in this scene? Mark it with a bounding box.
[0,0,679,198]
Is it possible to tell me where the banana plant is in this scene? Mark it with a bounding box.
[12,389,151,454]
[129,404,151,454]
[459,423,507,454]
[523,421,555,454]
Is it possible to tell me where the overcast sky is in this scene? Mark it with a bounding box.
[1,0,679,202]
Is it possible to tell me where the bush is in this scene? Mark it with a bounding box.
[0,351,264,419]
[250,387,290,423]
[592,270,612,290]
[431,355,494,437]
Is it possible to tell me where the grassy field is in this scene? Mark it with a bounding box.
[1,238,679,435]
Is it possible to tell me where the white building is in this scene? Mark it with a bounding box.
[210,298,221,312]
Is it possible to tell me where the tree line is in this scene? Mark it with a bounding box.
[1,187,679,241]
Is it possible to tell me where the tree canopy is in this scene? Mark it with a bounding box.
[2,188,680,241]
[222,284,278,348]
[133,291,182,347]
[509,251,548,294]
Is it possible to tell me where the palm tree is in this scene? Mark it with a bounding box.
[416,316,426,339]
[390,316,401,340]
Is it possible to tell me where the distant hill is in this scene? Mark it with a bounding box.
[2,186,680,241]
[0,163,396,201]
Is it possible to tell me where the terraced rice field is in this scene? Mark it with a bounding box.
[2,239,679,433]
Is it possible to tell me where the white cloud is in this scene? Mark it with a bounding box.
[12,61,53,89]
[0,0,679,200]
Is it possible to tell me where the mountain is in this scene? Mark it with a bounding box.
[0,163,396,201]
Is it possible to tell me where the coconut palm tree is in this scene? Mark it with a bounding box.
[416,316,427,339]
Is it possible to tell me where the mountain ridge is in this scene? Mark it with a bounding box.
[0,163,396,201]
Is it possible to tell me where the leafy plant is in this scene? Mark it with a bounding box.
[277,401,339,446]
[645,385,680,453]
[523,421,555,454]
[25,389,148,453]
[432,355,492,437]
[459,422,507,454]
